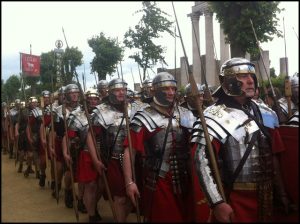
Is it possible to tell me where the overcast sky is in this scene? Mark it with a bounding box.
[2,1,299,90]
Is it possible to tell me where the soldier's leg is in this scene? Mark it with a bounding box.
[113,196,133,222]
[24,150,33,177]
[39,147,46,187]
[18,150,24,173]
[78,182,87,213]
[64,170,73,208]
[84,181,102,222]
[33,150,40,179]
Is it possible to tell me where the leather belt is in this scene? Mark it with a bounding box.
[233,182,257,190]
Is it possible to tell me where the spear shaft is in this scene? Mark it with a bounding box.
[172,2,226,202]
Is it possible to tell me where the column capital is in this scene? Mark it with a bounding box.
[203,10,213,17]
[188,12,202,21]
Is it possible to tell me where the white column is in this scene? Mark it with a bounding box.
[220,26,230,65]
[191,12,201,85]
[204,11,217,86]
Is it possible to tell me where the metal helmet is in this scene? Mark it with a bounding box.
[85,88,99,98]
[127,88,134,98]
[58,86,65,95]
[184,83,204,97]
[20,101,26,108]
[65,84,80,94]
[97,80,108,91]
[2,102,7,107]
[15,99,21,105]
[219,57,257,96]
[28,96,38,103]
[291,72,299,88]
[10,102,15,107]
[108,78,127,104]
[152,72,177,107]
[41,90,51,97]
[141,78,153,100]
[65,84,79,103]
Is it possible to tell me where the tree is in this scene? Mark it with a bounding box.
[123,1,173,81]
[209,2,282,57]
[88,32,123,81]
[270,67,276,78]
[40,51,57,92]
[62,47,83,85]
[3,75,21,102]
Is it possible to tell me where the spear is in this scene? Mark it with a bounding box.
[73,70,117,221]
[283,17,292,118]
[120,61,141,223]
[50,72,59,204]
[250,19,281,115]
[172,2,226,202]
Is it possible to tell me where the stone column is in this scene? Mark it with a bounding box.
[204,11,217,86]
[190,12,202,85]
[180,57,189,87]
[220,26,230,65]
[280,57,288,76]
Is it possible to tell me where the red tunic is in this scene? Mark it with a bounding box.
[124,127,195,222]
[93,126,126,197]
[67,129,98,183]
[193,127,287,222]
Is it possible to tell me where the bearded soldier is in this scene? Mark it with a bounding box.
[123,72,197,222]
[191,58,292,222]
[86,78,144,222]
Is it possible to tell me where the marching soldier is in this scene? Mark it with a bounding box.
[1,102,8,154]
[97,80,109,102]
[191,58,291,222]
[60,84,84,210]
[123,72,197,222]
[15,101,28,173]
[49,87,65,198]
[140,78,153,103]
[66,88,102,222]
[87,78,141,222]
[25,97,42,179]
[8,101,18,159]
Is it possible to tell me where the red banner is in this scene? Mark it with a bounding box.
[21,53,40,76]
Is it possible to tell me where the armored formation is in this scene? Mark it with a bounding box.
[2,62,298,222]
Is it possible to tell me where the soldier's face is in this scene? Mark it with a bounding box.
[236,73,256,98]
[112,88,126,102]
[160,86,176,103]
[87,96,100,108]
[68,91,79,103]
[43,96,50,105]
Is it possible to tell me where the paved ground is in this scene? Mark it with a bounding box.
[1,151,137,223]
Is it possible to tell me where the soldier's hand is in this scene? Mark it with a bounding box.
[125,182,140,208]
[64,154,72,168]
[49,147,56,159]
[213,202,235,222]
[94,160,106,176]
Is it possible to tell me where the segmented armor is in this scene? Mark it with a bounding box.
[90,101,142,165]
[278,97,297,117]
[191,99,277,207]
[130,104,195,194]
[67,106,88,174]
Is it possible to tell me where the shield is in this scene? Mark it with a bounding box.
[278,125,299,204]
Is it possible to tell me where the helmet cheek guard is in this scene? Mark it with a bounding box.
[219,58,257,96]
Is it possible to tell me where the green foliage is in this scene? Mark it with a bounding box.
[209,2,282,57]
[62,47,83,85]
[262,75,285,95]
[2,75,21,101]
[88,32,123,81]
[40,51,57,91]
[270,67,276,78]
[123,1,173,81]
